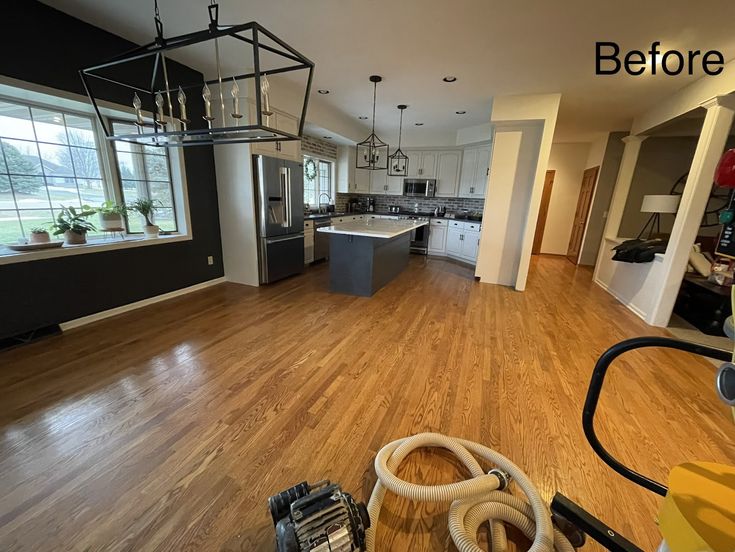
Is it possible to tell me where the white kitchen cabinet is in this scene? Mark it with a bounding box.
[406,151,437,178]
[355,168,371,193]
[369,170,387,194]
[337,146,355,193]
[436,151,461,197]
[458,145,492,198]
[446,225,463,257]
[249,108,301,162]
[445,220,481,263]
[428,219,448,254]
[304,220,314,264]
[386,175,403,195]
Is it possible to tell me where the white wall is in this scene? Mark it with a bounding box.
[476,93,561,290]
[579,132,627,266]
[214,143,260,287]
[541,143,589,254]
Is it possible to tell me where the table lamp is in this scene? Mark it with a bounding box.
[637,194,680,239]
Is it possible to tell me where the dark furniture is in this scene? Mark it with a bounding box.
[673,273,732,336]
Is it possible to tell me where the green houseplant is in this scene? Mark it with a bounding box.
[29,226,50,244]
[130,198,162,238]
[97,200,128,231]
[52,205,97,245]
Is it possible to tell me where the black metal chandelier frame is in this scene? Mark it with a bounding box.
[80,1,314,147]
[387,104,409,177]
[355,75,388,170]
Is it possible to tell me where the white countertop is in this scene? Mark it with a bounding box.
[316,218,428,239]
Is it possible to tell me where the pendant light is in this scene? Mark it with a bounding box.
[387,105,409,177]
[80,0,314,147]
[356,75,388,170]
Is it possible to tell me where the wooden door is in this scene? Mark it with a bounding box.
[566,166,599,264]
[532,170,555,254]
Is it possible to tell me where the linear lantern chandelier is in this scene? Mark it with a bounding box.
[80,0,314,147]
[356,76,388,170]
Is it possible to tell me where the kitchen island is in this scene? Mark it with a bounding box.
[317,218,429,296]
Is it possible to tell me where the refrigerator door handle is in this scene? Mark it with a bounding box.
[285,167,293,229]
[265,233,304,244]
[280,167,288,227]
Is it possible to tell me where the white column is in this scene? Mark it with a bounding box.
[648,96,735,327]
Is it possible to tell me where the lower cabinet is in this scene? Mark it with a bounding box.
[428,219,448,254]
[304,220,314,265]
[444,220,481,264]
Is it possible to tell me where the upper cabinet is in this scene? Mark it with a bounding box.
[337,146,372,194]
[435,151,461,197]
[406,151,437,178]
[458,145,492,198]
[249,107,302,162]
[367,170,401,195]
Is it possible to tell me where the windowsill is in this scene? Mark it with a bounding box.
[0,233,191,266]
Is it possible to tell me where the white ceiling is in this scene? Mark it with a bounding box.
[43,0,735,144]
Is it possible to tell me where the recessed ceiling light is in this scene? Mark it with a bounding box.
[414,122,424,126]
[358,116,368,120]
[317,89,330,94]
[455,110,466,114]
[322,136,332,139]
[443,76,457,83]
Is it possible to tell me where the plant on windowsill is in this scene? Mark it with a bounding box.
[52,205,97,245]
[129,198,162,238]
[29,226,51,244]
[97,200,128,231]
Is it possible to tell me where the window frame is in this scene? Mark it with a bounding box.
[303,154,334,207]
[108,119,179,234]
[0,79,192,263]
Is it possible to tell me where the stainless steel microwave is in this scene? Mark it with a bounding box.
[403,179,436,197]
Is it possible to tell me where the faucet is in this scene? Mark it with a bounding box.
[319,192,332,213]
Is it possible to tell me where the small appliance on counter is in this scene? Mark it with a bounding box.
[367,197,375,212]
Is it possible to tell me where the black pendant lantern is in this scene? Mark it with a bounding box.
[387,104,409,177]
[80,0,314,147]
[356,75,388,170]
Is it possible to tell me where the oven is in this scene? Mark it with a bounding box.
[403,179,436,197]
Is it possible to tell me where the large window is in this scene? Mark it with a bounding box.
[111,121,177,233]
[0,100,105,243]
[0,96,181,244]
[303,156,333,208]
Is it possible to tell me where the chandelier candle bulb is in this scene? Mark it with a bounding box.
[202,83,214,121]
[231,79,242,119]
[261,75,273,117]
[133,93,144,125]
[154,92,165,126]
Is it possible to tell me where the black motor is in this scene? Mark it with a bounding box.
[268,480,370,552]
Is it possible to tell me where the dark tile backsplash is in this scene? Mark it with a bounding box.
[335,193,484,215]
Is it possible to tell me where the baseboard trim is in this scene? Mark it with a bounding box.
[593,277,647,322]
[60,277,227,331]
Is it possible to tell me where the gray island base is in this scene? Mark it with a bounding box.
[317,219,429,297]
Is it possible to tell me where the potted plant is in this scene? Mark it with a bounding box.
[29,226,51,244]
[97,200,127,231]
[52,205,97,245]
[130,198,162,238]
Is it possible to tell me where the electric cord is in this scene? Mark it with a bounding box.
[366,433,574,552]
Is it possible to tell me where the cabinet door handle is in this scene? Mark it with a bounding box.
[486,168,489,176]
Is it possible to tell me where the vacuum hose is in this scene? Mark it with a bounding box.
[366,433,574,552]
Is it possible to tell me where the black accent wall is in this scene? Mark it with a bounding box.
[0,1,225,339]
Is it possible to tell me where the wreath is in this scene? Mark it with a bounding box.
[304,158,318,181]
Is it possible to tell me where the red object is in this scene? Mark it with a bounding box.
[715,148,735,188]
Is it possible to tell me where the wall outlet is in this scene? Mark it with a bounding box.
[207,256,214,265]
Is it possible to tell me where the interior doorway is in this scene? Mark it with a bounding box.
[532,170,555,254]
[567,166,599,264]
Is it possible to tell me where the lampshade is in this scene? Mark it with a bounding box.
[640,194,680,214]
[715,148,735,188]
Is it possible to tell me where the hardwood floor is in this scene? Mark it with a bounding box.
[1,255,733,551]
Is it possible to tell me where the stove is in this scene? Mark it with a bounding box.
[398,214,430,254]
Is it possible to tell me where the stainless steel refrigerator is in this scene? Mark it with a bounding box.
[253,155,305,284]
